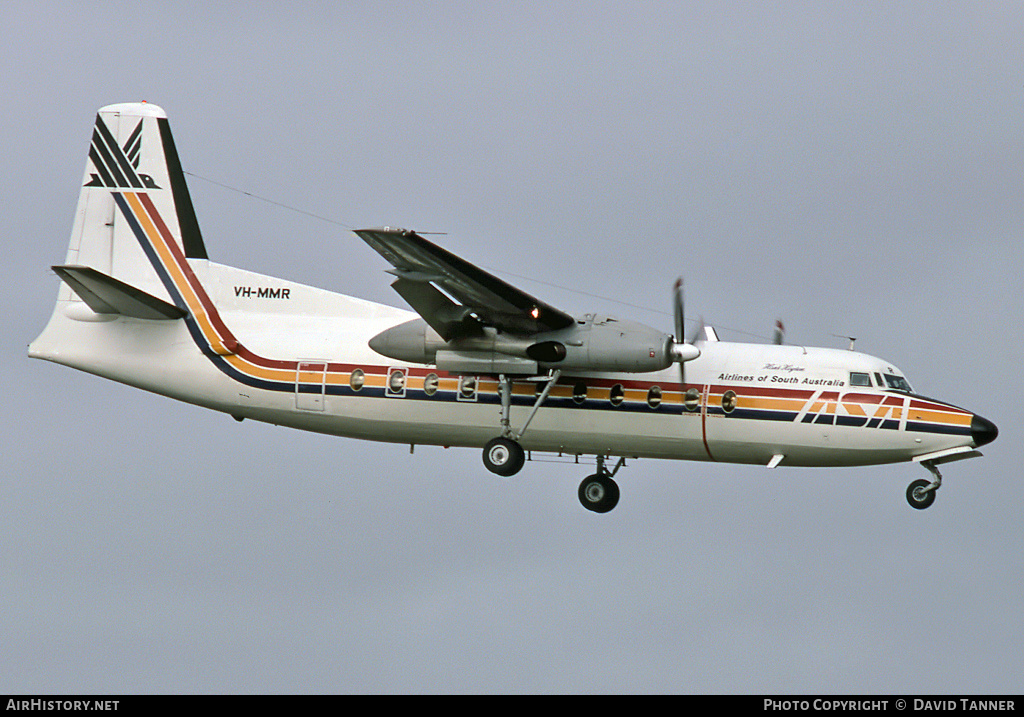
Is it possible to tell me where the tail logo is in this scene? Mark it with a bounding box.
[84,116,161,190]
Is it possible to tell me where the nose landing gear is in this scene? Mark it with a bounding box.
[907,461,942,510]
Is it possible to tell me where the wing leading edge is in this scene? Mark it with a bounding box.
[354,227,574,340]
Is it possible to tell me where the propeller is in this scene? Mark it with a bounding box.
[670,278,700,388]
[831,333,857,351]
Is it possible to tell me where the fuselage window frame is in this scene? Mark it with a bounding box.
[349,368,365,392]
[386,367,407,398]
[458,375,478,402]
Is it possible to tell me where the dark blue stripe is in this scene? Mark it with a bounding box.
[113,190,967,427]
[906,422,971,437]
[113,192,294,394]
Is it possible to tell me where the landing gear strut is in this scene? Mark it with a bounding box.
[480,371,560,477]
[906,461,942,510]
[479,372,627,513]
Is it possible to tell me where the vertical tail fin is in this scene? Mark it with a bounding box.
[31,102,211,365]
[61,102,207,304]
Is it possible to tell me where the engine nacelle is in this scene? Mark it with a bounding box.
[368,315,684,374]
[368,318,446,365]
[546,315,677,373]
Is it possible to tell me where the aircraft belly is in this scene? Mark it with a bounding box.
[703,412,934,467]
[241,386,970,470]
[308,396,709,460]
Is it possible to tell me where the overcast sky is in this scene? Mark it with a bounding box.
[3,1,1022,694]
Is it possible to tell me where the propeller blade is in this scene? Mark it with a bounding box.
[673,277,685,343]
[671,278,700,389]
[673,278,685,389]
[689,316,705,345]
[773,319,785,345]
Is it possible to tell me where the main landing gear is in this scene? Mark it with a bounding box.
[906,461,942,510]
[480,371,626,513]
[482,436,525,477]
[481,371,559,478]
[578,455,625,514]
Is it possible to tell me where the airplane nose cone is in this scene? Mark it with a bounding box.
[971,414,999,448]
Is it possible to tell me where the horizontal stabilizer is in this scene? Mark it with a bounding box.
[53,265,187,320]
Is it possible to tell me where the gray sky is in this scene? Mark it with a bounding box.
[3,1,1022,693]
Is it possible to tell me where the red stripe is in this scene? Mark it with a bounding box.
[701,384,715,461]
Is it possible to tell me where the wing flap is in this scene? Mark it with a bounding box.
[53,265,187,320]
[390,277,480,341]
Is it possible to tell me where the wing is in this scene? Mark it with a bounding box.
[355,227,575,340]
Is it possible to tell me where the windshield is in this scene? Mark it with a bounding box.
[883,374,913,393]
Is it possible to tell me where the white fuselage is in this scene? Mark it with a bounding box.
[31,259,978,469]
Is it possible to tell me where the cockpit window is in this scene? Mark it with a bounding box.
[850,372,872,387]
[883,374,912,392]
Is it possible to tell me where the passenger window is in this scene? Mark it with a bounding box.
[850,372,871,387]
[387,368,406,396]
[459,376,477,400]
[349,369,365,391]
[609,384,625,407]
[423,373,439,396]
[721,390,737,413]
[684,387,701,411]
[647,386,662,409]
[573,381,587,405]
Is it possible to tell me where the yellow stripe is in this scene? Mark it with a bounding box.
[124,193,243,357]
[746,397,808,412]
[910,409,971,426]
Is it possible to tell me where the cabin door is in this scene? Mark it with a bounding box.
[295,361,327,411]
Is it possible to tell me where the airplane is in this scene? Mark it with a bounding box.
[29,102,998,513]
